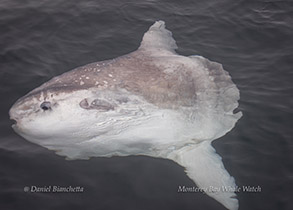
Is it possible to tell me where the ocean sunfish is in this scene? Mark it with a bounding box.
[9,21,242,210]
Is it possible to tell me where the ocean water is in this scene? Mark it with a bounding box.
[0,0,292,210]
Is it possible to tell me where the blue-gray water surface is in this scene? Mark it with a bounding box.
[0,0,292,210]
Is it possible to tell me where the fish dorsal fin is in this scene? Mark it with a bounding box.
[168,141,239,210]
[139,20,178,54]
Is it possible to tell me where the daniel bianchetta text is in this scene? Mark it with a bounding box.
[177,185,261,193]
[24,186,84,193]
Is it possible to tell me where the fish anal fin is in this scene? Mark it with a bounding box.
[168,141,239,210]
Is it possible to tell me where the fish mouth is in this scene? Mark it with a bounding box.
[10,118,17,127]
[9,105,20,128]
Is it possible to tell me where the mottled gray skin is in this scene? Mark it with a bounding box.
[18,48,229,112]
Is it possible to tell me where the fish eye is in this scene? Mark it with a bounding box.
[40,101,51,111]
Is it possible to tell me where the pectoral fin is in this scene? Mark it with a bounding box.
[168,141,238,210]
[79,98,115,111]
